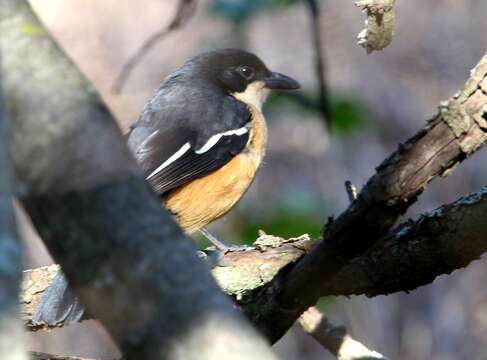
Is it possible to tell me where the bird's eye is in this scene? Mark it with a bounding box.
[238,66,255,80]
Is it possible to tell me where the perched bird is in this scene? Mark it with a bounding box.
[127,48,300,249]
[32,49,299,326]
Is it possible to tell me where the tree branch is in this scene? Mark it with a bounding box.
[30,352,99,360]
[2,1,276,359]
[21,186,487,333]
[298,307,387,360]
[303,0,330,125]
[112,0,197,93]
[0,61,27,358]
[244,52,487,342]
[325,187,487,297]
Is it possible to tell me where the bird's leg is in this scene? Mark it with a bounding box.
[199,227,252,253]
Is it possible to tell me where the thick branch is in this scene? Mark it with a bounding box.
[0,66,27,358]
[21,236,312,331]
[245,52,487,342]
[325,187,487,297]
[2,2,275,359]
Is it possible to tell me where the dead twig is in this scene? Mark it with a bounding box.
[304,0,330,125]
[112,0,197,94]
[30,352,100,360]
[344,180,358,203]
[299,307,387,360]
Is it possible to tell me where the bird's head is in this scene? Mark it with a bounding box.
[186,49,300,110]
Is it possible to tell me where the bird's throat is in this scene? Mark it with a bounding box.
[232,81,269,111]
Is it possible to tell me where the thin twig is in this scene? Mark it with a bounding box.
[298,307,387,360]
[112,0,197,94]
[304,0,330,126]
[344,180,358,203]
[30,352,99,360]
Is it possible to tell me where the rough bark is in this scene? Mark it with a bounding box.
[328,187,487,297]
[0,68,27,359]
[355,0,396,53]
[244,52,487,342]
[21,265,60,330]
[219,185,487,299]
[1,2,276,359]
[21,187,487,332]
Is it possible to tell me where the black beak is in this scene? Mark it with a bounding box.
[264,72,300,90]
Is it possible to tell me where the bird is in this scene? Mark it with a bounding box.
[127,48,300,250]
[32,49,299,327]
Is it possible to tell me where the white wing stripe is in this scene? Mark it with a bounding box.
[195,126,249,154]
[146,126,249,179]
[146,142,191,180]
[195,134,222,154]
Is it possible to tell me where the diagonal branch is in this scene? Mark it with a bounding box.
[2,1,276,359]
[112,0,197,93]
[244,52,487,342]
[298,307,387,360]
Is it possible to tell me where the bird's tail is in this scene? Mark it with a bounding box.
[32,271,85,327]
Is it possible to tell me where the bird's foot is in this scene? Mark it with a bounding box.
[199,228,253,254]
[217,243,253,253]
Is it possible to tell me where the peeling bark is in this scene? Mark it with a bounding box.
[355,0,396,53]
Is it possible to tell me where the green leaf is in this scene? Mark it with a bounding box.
[328,97,367,136]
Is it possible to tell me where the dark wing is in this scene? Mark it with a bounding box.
[128,95,251,195]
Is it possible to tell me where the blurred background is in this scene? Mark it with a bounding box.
[20,0,487,358]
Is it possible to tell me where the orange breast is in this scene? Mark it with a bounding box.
[164,106,267,233]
